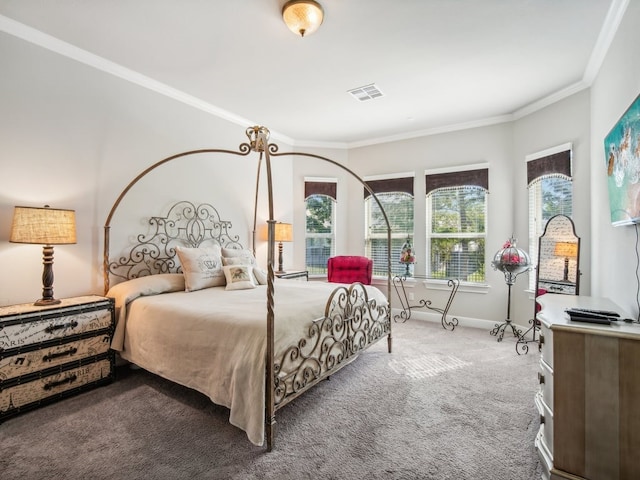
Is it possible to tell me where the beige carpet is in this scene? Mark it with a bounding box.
[0,319,541,480]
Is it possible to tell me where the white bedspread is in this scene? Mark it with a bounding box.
[108,280,387,446]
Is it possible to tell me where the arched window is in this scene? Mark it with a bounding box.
[305,179,336,274]
[527,145,573,289]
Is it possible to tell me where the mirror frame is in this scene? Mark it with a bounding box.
[535,214,581,304]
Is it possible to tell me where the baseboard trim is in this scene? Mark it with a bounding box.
[391,308,534,334]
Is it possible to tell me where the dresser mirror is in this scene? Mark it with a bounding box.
[535,214,580,297]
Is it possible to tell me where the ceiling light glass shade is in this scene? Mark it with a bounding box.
[282,0,324,37]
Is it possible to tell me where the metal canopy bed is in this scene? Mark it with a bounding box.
[103,126,393,450]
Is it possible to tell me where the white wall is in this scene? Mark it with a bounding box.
[2,2,638,324]
[590,0,640,316]
[291,147,349,271]
[340,90,592,328]
[512,89,592,322]
[346,123,515,323]
[0,32,292,305]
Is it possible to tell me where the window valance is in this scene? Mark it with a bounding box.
[425,168,488,196]
[364,176,414,199]
[305,181,337,200]
[527,149,571,186]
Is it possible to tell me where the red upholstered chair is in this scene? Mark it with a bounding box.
[327,256,373,285]
[535,288,547,313]
[532,288,547,331]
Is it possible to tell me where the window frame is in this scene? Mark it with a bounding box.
[363,173,414,278]
[304,178,337,275]
[425,164,489,285]
[526,144,573,290]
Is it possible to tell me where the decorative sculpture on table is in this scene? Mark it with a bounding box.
[399,237,416,276]
[490,237,531,344]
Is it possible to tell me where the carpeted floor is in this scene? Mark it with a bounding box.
[1,319,541,480]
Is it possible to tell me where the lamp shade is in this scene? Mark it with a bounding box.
[274,222,293,243]
[10,206,77,245]
[282,0,324,37]
[554,241,578,258]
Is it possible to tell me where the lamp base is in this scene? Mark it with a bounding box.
[34,297,61,306]
[36,245,60,307]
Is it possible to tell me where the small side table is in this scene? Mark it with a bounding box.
[275,270,309,281]
[0,295,115,421]
[392,276,460,330]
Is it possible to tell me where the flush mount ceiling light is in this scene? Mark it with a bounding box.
[282,0,324,37]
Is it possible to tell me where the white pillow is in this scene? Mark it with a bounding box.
[253,267,267,285]
[223,264,256,291]
[221,247,257,266]
[221,248,267,285]
[222,256,250,266]
[176,245,225,292]
[107,273,185,309]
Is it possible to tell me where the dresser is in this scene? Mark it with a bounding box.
[0,295,115,421]
[535,294,640,480]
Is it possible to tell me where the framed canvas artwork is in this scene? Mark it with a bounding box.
[604,93,640,226]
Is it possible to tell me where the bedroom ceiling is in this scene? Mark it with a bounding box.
[0,0,623,147]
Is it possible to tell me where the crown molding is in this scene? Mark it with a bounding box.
[0,14,295,146]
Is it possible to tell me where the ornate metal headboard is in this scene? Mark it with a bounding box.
[107,200,243,284]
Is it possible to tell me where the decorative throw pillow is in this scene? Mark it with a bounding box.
[221,247,257,266]
[176,245,225,292]
[223,264,257,291]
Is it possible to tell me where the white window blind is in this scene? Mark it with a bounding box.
[364,175,414,277]
[425,167,488,283]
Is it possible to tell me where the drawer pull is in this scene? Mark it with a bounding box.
[540,414,545,425]
[43,374,77,390]
[45,320,79,334]
[538,372,545,384]
[538,333,544,352]
[42,347,78,362]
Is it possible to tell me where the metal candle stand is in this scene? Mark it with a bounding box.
[490,238,531,351]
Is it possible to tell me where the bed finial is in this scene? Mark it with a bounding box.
[246,126,270,152]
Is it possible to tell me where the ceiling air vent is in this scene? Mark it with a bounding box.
[347,83,384,101]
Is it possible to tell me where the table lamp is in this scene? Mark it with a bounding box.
[554,241,578,281]
[274,222,293,274]
[10,205,77,305]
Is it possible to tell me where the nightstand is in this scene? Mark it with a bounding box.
[0,295,115,421]
[275,270,309,281]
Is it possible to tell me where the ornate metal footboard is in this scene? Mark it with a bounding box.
[272,283,390,410]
